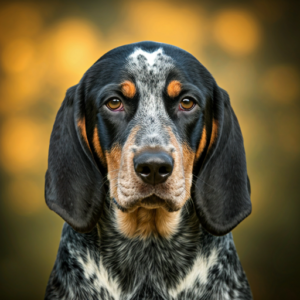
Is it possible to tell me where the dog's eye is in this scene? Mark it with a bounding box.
[106,98,123,111]
[179,98,195,111]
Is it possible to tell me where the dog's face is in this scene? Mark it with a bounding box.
[95,47,206,212]
[45,42,251,238]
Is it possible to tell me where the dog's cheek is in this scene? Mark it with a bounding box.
[195,125,207,162]
[93,126,107,166]
[182,143,195,196]
[77,116,92,152]
[106,145,122,199]
[115,126,144,205]
[208,119,218,151]
[194,119,218,163]
[165,127,185,178]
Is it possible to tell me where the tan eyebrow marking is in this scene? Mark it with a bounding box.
[167,80,182,98]
[120,81,136,98]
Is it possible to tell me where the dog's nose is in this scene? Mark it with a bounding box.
[134,150,174,185]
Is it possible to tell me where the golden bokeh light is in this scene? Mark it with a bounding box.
[213,9,261,55]
[0,77,34,113]
[262,65,300,104]
[6,177,44,215]
[49,19,103,81]
[1,38,35,73]
[253,0,285,22]
[0,1,298,299]
[277,112,300,155]
[107,1,205,55]
[215,60,257,104]
[0,118,44,173]
[0,3,42,44]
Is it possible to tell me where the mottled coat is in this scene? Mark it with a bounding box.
[45,42,252,299]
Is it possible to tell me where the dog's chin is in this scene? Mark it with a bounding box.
[113,196,180,213]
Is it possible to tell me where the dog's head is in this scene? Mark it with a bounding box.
[45,41,251,237]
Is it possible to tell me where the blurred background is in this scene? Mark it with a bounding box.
[0,0,299,299]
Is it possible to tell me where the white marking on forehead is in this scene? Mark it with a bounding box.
[126,46,175,148]
[128,47,163,66]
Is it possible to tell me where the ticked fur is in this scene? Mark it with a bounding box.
[45,42,252,300]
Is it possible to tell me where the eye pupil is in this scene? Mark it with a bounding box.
[107,98,122,110]
[180,98,194,110]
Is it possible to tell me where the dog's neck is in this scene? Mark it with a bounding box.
[50,198,251,299]
[98,198,201,293]
[100,197,201,241]
[114,206,181,238]
[95,198,236,297]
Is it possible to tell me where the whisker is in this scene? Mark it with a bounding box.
[98,177,110,192]
[186,174,215,189]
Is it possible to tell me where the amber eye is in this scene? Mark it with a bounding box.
[106,98,123,110]
[179,98,195,111]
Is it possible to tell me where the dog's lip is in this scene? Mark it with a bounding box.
[112,195,179,212]
[140,195,166,209]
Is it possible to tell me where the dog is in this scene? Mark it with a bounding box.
[44,41,252,299]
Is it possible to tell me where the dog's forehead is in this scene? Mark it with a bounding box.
[128,48,165,66]
[124,47,175,147]
[126,47,173,115]
[126,47,174,82]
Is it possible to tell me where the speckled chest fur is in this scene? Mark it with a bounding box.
[45,41,253,299]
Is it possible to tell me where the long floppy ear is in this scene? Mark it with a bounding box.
[193,84,251,236]
[45,85,105,233]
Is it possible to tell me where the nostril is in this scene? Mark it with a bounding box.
[140,166,151,176]
[158,166,170,176]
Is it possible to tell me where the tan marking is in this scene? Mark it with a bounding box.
[114,126,191,239]
[120,81,136,98]
[107,126,140,204]
[167,128,195,204]
[195,126,207,161]
[167,80,182,98]
[77,117,91,152]
[105,145,122,197]
[155,208,180,237]
[93,127,106,166]
[116,207,180,239]
[208,119,218,151]
[182,143,195,197]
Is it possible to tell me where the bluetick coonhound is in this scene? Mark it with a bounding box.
[45,41,252,299]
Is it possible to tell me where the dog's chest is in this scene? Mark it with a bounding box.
[78,232,219,300]
[46,206,252,300]
[93,207,205,299]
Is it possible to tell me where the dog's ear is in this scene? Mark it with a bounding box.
[193,84,251,236]
[45,85,105,233]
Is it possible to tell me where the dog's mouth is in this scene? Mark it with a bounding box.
[113,195,179,212]
[140,195,165,209]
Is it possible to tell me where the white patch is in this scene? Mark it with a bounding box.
[128,47,163,66]
[169,248,218,298]
[77,251,121,299]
